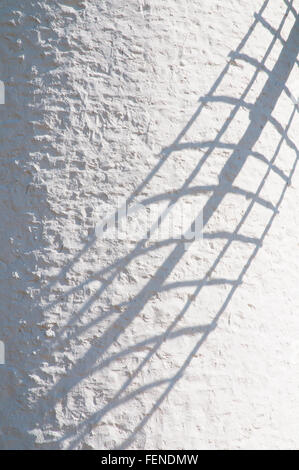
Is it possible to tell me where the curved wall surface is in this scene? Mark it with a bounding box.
[0,0,299,449]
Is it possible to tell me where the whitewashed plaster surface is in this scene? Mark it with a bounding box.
[0,0,299,449]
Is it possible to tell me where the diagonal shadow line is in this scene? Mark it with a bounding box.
[44,0,296,390]
[254,10,299,67]
[283,0,297,16]
[43,5,299,449]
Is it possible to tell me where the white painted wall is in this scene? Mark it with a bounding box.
[0,0,299,449]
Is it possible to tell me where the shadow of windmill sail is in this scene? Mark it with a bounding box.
[20,0,299,449]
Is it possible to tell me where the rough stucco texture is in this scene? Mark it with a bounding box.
[0,0,299,450]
